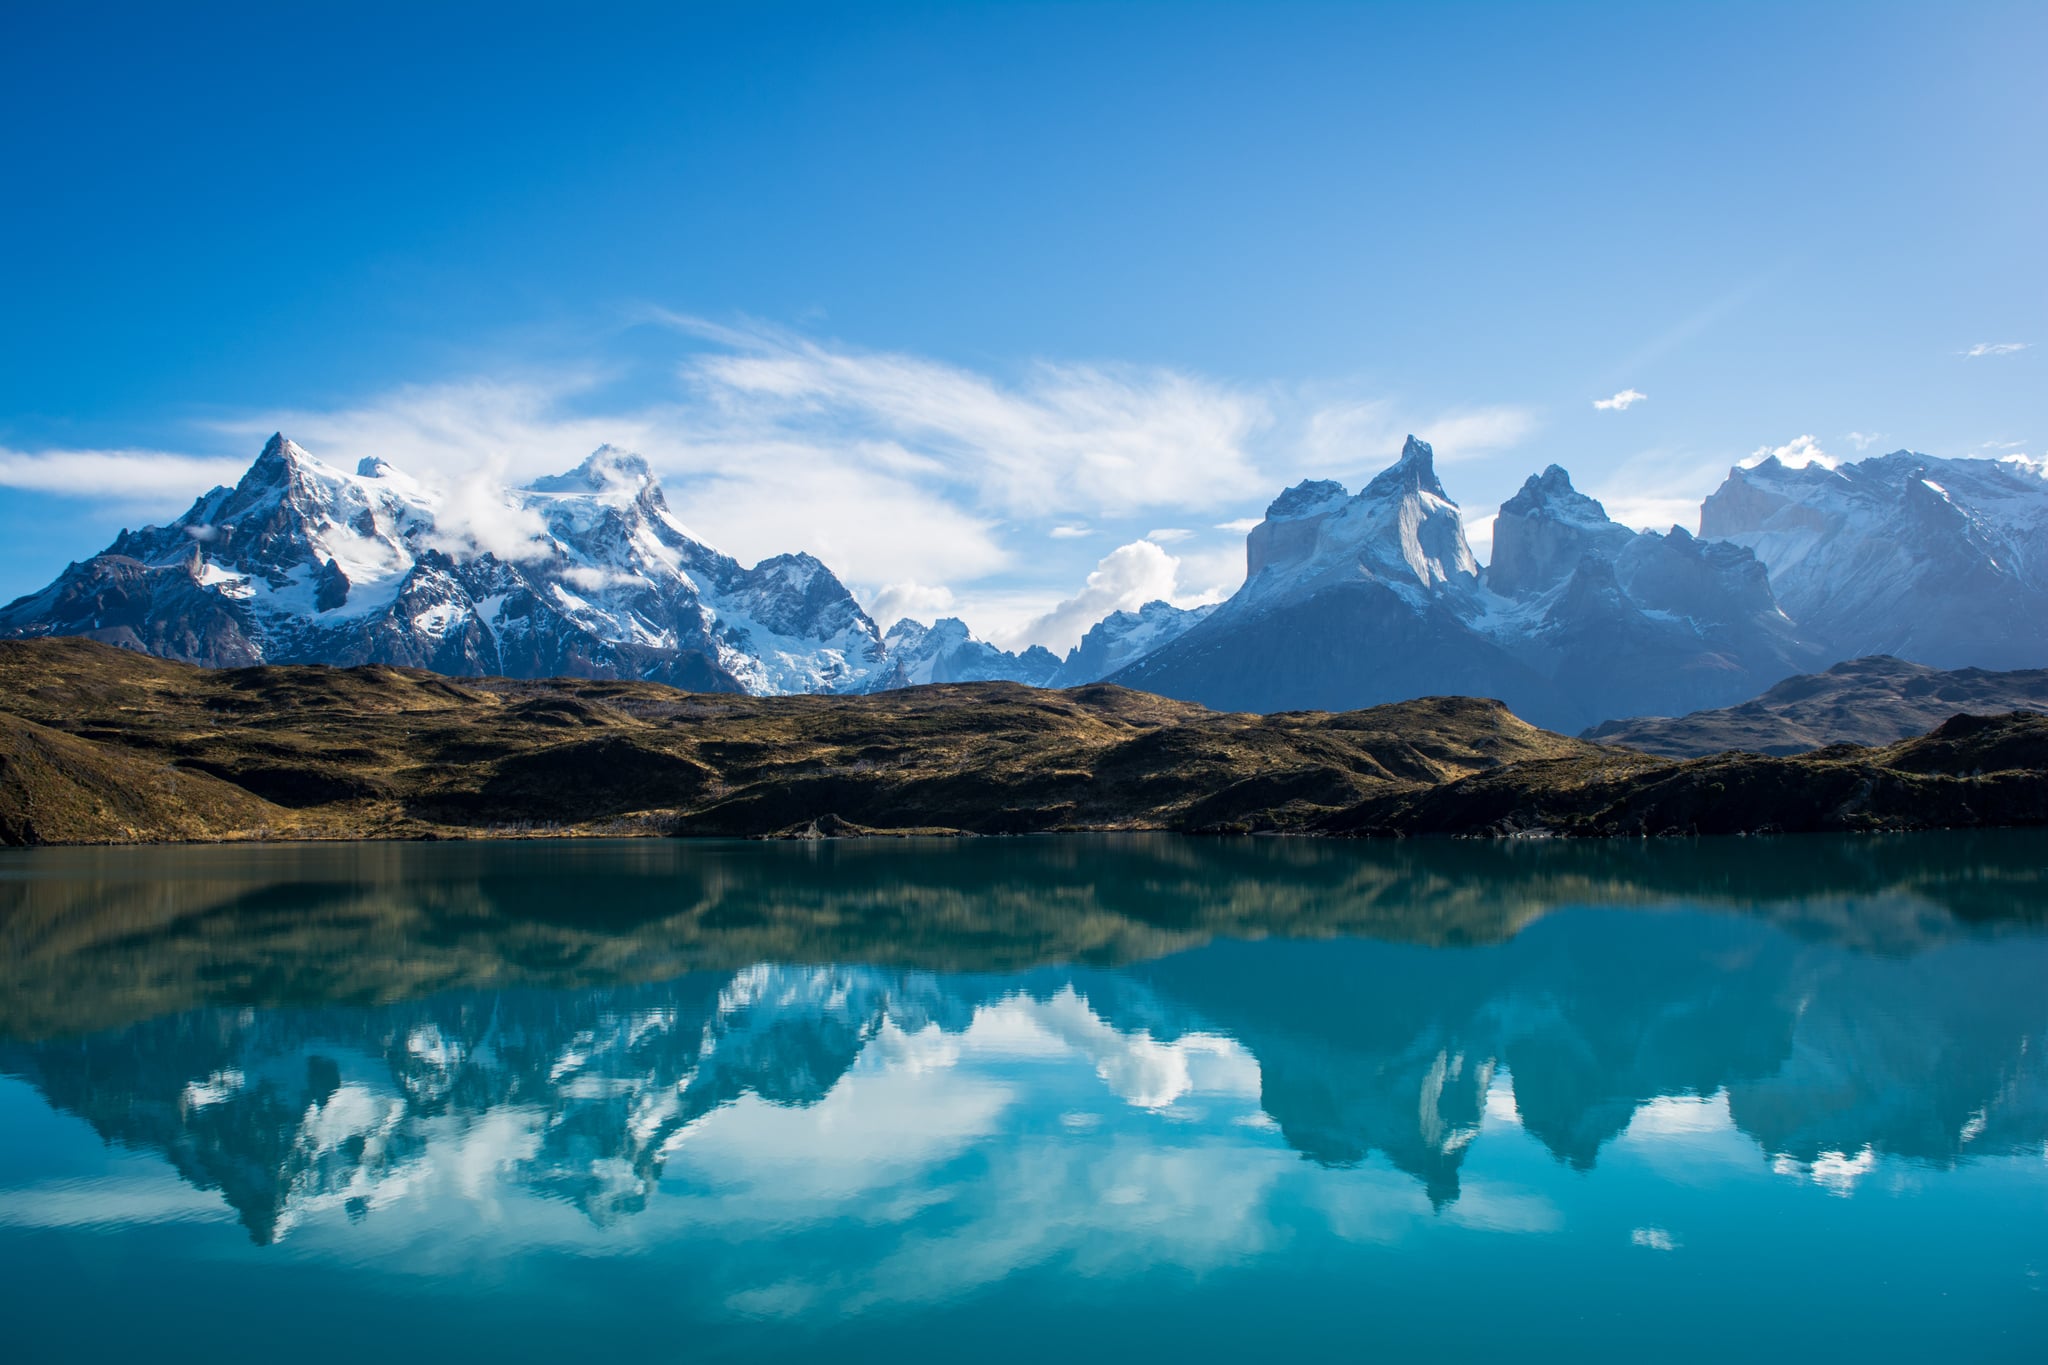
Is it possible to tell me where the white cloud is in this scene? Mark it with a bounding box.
[1048,524,1091,539]
[1582,447,1732,536]
[1845,430,1882,449]
[1145,527,1193,543]
[1962,342,2029,358]
[866,581,956,628]
[1593,388,1646,411]
[1002,540,1184,654]
[1743,434,1836,470]
[1464,512,1498,564]
[1631,1227,1679,1251]
[677,320,1274,518]
[0,448,247,500]
[425,463,555,563]
[1214,516,1262,534]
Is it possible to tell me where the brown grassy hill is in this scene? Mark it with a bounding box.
[3,637,2044,847]
[1326,711,2048,837]
[1585,655,2048,757]
[0,636,1598,844]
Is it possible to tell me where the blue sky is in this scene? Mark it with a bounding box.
[3,1,2042,646]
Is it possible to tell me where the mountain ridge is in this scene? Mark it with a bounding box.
[1585,654,2048,757]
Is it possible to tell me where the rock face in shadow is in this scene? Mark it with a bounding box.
[1585,654,2048,757]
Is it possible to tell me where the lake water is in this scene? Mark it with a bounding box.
[1,834,2043,1362]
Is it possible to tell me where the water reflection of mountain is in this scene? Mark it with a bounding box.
[1125,911,2048,1204]
[4,832,2045,1038]
[3,894,2043,1242]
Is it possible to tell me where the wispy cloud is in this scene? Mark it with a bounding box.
[1962,342,2029,357]
[867,581,957,628]
[0,448,246,500]
[1214,516,1262,534]
[1844,430,1882,450]
[1593,388,1646,411]
[1048,524,1091,539]
[673,318,1274,518]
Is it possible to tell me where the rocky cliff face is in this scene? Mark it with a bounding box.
[0,435,887,694]
[1700,450,2048,670]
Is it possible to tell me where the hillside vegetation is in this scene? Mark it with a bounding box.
[1,638,2043,846]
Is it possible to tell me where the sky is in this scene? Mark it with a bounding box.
[2,1,2043,649]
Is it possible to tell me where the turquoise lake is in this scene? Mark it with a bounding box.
[1,834,2043,1361]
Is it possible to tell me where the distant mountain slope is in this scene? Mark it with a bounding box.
[1051,599,1215,686]
[1109,439,1814,731]
[0,434,886,694]
[1584,655,2048,757]
[1701,450,2048,669]
[861,617,1062,688]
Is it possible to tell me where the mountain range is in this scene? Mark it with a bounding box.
[4,433,2043,728]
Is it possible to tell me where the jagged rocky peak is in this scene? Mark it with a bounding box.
[1266,478,1350,521]
[1487,464,1636,598]
[1362,433,1452,501]
[249,430,309,477]
[527,444,657,498]
[1244,436,1477,594]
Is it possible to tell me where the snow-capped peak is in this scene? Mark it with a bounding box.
[1362,434,1453,502]
[0,434,889,696]
[526,445,656,501]
[1485,464,1636,597]
[1264,479,1350,521]
[1241,435,1478,606]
